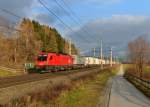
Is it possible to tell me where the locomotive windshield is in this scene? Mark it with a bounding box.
[37,55,47,61]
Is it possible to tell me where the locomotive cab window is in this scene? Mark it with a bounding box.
[37,55,47,61]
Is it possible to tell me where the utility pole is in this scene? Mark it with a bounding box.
[93,48,96,57]
[100,40,103,69]
[116,56,119,64]
[113,56,115,64]
[107,56,109,65]
[110,47,113,67]
[69,39,72,55]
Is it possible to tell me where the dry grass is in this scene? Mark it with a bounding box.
[1,68,116,107]
[124,64,150,80]
[0,70,18,78]
[50,69,114,107]
[3,83,72,107]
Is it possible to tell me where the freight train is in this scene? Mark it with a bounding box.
[26,51,116,73]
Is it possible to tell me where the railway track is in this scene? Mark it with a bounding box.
[0,66,113,105]
[0,66,103,89]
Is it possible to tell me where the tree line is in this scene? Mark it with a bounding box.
[0,18,78,68]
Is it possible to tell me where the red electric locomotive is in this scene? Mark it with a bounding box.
[35,52,73,72]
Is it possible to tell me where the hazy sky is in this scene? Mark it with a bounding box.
[0,0,150,56]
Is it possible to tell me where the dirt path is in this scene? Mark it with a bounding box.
[109,65,150,107]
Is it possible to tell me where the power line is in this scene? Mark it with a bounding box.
[0,7,21,19]
[38,0,71,30]
[61,0,93,35]
[52,0,94,43]
[0,24,22,33]
[0,1,90,43]
[0,9,20,26]
[38,0,89,42]
[53,0,70,16]
[61,0,81,23]
[0,6,72,37]
[53,0,83,26]
[52,0,92,38]
[0,7,24,32]
[60,0,95,41]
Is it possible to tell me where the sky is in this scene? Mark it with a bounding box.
[0,0,150,57]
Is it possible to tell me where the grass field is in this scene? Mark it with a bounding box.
[124,64,150,80]
[3,67,118,107]
[50,69,115,107]
[143,66,150,79]
[0,69,18,77]
[123,64,133,71]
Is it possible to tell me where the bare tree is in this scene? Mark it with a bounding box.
[128,35,150,77]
